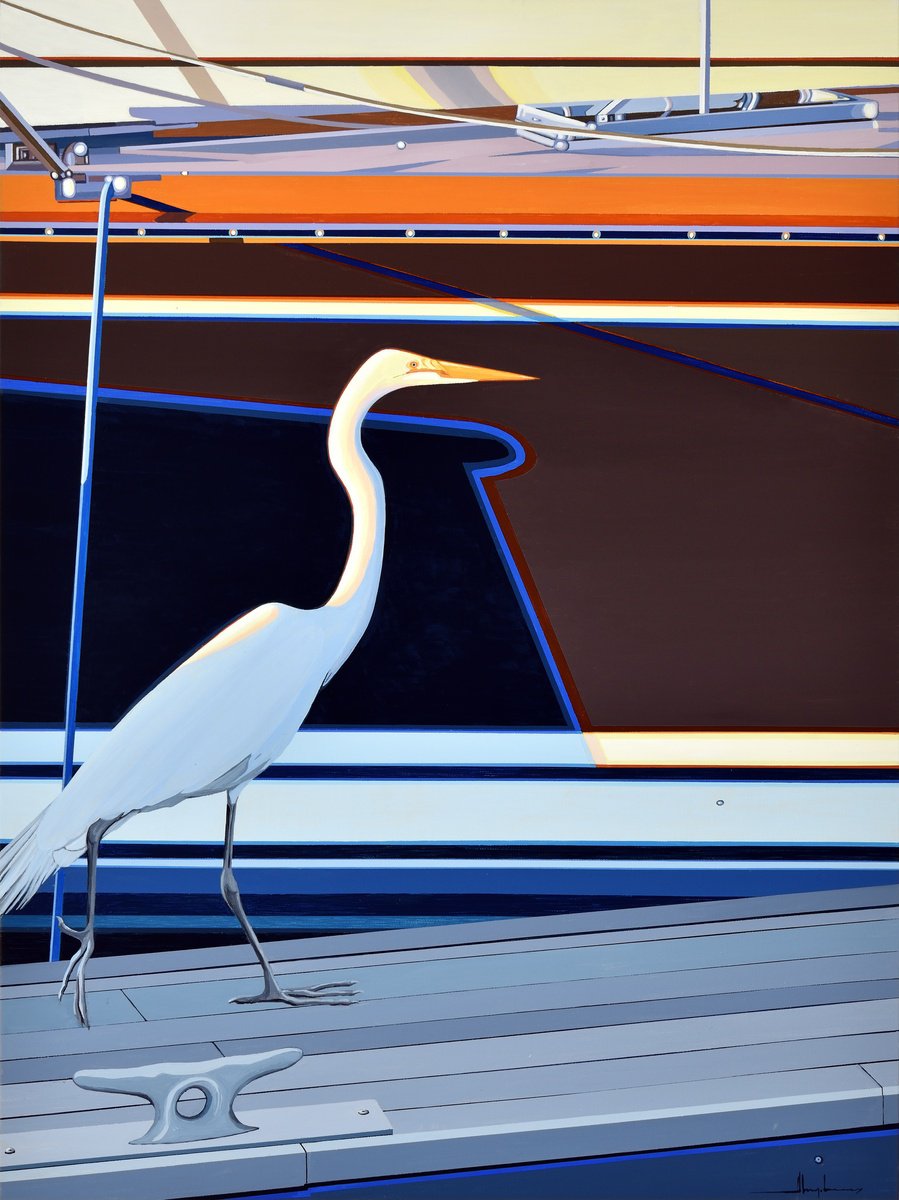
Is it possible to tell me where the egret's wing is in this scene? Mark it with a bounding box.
[48,604,334,846]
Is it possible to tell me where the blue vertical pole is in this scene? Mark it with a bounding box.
[49,179,114,962]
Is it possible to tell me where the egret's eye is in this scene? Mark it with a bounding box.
[407,360,420,370]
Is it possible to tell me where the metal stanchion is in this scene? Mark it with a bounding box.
[49,178,114,961]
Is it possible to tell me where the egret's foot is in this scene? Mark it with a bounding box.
[231,980,358,1007]
[57,917,94,1028]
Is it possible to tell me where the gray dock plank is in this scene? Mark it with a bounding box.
[117,923,898,1024]
[215,995,898,1064]
[1,1067,888,1195]
[1,886,895,1193]
[6,947,894,1048]
[8,1017,897,1128]
[0,1099,385,1172]
[5,938,898,1060]
[862,1060,899,1123]
[4,884,895,986]
[8,902,897,998]
[1,1042,226,1087]
[5,983,897,1078]
[303,1064,885,1185]
[8,906,897,1001]
[0,989,143,1035]
[4,1030,895,1129]
[252,1032,899,1121]
[216,989,899,1062]
[390,1065,881,1133]
[0,1142,305,1200]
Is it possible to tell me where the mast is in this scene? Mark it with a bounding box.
[699,0,712,115]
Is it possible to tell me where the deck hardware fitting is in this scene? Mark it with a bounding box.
[0,88,68,176]
[516,89,879,153]
[74,1048,303,1145]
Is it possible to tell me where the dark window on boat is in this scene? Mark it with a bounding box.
[0,389,567,728]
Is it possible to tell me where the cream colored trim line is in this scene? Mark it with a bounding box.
[2,296,896,327]
[584,731,899,768]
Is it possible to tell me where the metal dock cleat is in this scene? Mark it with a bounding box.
[74,1048,303,1145]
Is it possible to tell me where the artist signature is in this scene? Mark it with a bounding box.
[756,1170,862,1197]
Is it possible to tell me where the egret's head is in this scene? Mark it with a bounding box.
[393,350,536,389]
[361,348,536,398]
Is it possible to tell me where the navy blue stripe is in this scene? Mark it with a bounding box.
[3,762,896,782]
[288,243,899,428]
[3,840,895,863]
[6,885,898,919]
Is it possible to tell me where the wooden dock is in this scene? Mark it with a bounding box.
[1,884,897,1198]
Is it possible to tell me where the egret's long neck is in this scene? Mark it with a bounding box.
[325,379,387,612]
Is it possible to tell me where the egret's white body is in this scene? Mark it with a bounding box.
[27,601,359,859]
[0,347,533,1025]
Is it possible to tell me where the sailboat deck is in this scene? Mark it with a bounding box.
[1,884,897,1198]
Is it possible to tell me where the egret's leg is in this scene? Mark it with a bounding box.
[220,790,357,1007]
[58,817,112,1027]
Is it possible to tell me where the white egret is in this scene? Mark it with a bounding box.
[0,348,535,1026]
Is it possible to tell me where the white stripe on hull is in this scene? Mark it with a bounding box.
[1,778,895,847]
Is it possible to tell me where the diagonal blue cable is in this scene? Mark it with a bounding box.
[287,242,898,429]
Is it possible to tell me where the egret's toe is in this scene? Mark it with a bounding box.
[230,981,360,1007]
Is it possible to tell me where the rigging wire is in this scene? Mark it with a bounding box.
[285,240,899,430]
[0,39,384,134]
[1,0,896,158]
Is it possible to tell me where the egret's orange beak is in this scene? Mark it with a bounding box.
[434,359,537,383]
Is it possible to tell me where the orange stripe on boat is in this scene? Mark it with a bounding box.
[2,175,897,228]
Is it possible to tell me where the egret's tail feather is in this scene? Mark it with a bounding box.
[0,813,61,914]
